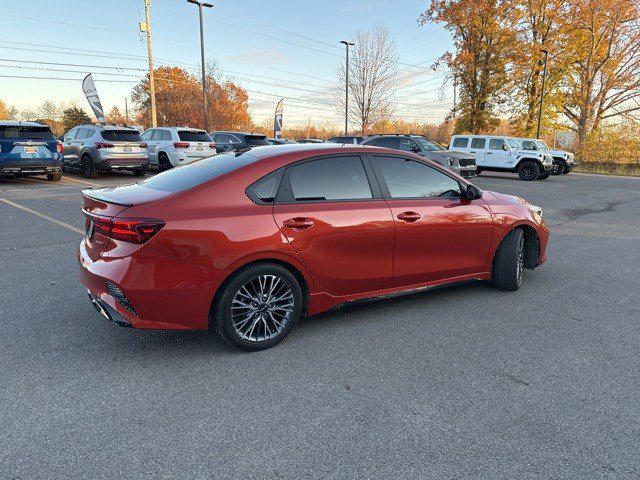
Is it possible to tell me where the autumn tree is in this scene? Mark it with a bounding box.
[562,0,640,146]
[105,106,129,125]
[338,26,399,134]
[420,0,518,133]
[0,99,7,120]
[61,107,92,132]
[132,66,252,131]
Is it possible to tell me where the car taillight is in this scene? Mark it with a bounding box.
[57,141,63,153]
[95,142,114,149]
[173,142,189,148]
[139,142,148,149]
[88,215,165,244]
[209,142,216,149]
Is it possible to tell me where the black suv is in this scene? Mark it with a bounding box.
[327,136,363,144]
[210,132,270,153]
[361,134,477,178]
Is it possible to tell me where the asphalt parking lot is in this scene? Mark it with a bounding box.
[1,169,639,479]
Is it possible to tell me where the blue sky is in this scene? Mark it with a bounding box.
[0,0,454,127]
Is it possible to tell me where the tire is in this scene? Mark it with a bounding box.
[537,172,550,180]
[551,161,565,175]
[214,263,303,351]
[81,156,95,179]
[562,167,571,174]
[132,167,147,177]
[46,171,62,181]
[476,168,482,176]
[491,228,525,291]
[158,153,172,172]
[517,161,540,181]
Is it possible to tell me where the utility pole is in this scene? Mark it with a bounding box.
[452,75,457,119]
[187,0,214,132]
[340,40,355,136]
[536,48,549,139]
[143,0,157,127]
[125,98,129,123]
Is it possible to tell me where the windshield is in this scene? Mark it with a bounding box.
[535,140,549,150]
[178,130,211,142]
[507,138,521,149]
[521,140,538,150]
[413,137,445,151]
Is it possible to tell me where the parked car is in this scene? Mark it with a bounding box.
[296,138,324,143]
[0,121,62,181]
[61,124,149,179]
[79,143,548,351]
[210,132,270,153]
[268,138,296,145]
[449,135,553,181]
[142,127,216,171]
[361,134,477,178]
[327,136,363,144]
[519,138,575,175]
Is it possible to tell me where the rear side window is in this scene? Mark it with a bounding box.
[374,156,461,199]
[245,135,270,146]
[452,137,469,148]
[0,126,55,141]
[101,130,142,142]
[288,156,372,201]
[489,138,506,150]
[470,138,486,149]
[246,168,285,205]
[138,151,259,192]
[78,128,93,139]
[521,140,536,150]
[376,137,400,149]
[399,138,418,152]
[178,130,212,142]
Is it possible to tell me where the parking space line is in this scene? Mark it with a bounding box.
[0,197,84,235]
[61,176,101,187]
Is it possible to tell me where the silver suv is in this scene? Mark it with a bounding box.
[61,124,149,179]
[142,127,216,171]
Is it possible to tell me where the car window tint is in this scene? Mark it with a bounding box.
[374,156,461,199]
[521,140,537,150]
[64,129,78,141]
[101,130,142,142]
[150,130,161,141]
[289,156,372,201]
[246,168,285,204]
[162,130,172,141]
[378,137,399,149]
[470,138,486,149]
[488,138,506,150]
[399,138,417,152]
[142,130,152,141]
[178,130,211,142]
[214,134,229,143]
[78,128,92,140]
[452,137,468,148]
[139,151,259,192]
[0,126,56,141]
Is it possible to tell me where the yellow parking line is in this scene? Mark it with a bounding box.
[61,176,101,187]
[0,197,84,235]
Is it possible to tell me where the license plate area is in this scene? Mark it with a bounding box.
[24,146,38,154]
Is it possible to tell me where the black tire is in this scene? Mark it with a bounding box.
[132,167,147,177]
[46,171,62,181]
[214,263,303,351]
[562,167,571,174]
[81,156,95,179]
[491,228,525,291]
[517,161,540,181]
[158,153,172,171]
[476,168,482,176]
[537,172,550,180]
[551,161,565,175]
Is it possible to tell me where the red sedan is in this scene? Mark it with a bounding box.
[79,144,548,350]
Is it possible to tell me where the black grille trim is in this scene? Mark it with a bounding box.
[105,281,137,316]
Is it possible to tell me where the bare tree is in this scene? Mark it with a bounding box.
[338,26,399,134]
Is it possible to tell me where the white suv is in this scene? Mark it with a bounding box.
[519,138,575,175]
[142,127,216,170]
[449,135,554,181]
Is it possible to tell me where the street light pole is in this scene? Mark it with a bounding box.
[187,0,213,132]
[340,40,355,136]
[536,48,549,139]
[143,0,157,127]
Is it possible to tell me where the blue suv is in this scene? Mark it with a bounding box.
[0,121,63,181]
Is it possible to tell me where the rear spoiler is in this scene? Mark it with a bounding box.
[82,189,133,206]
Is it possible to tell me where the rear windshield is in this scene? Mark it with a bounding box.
[178,130,212,142]
[138,151,259,192]
[0,126,55,141]
[246,135,270,146]
[101,130,142,142]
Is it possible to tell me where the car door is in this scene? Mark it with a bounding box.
[486,138,511,168]
[370,155,494,287]
[142,129,156,164]
[273,154,395,296]
[469,137,488,166]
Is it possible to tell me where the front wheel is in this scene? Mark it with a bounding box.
[491,228,525,291]
[215,263,303,351]
[517,161,540,181]
[537,172,550,180]
[46,171,62,181]
[552,161,565,175]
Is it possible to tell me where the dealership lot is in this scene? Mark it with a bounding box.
[1,171,639,478]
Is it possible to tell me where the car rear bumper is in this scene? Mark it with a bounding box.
[168,151,212,166]
[0,161,62,176]
[78,239,226,330]
[95,157,150,171]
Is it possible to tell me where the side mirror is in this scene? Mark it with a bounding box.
[463,184,483,200]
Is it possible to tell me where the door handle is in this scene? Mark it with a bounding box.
[283,217,315,230]
[486,152,493,154]
[397,211,421,223]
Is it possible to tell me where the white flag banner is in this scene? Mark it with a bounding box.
[82,74,105,124]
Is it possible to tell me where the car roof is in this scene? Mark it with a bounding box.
[0,121,51,128]
[211,131,265,136]
[453,134,508,138]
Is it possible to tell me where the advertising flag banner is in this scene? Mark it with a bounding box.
[273,98,284,139]
[82,74,105,124]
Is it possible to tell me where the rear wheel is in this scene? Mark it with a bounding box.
[46,171,62,181]
[215,263,303,351]
[132,167,147,177]
[491,228,525,291]
[517,161,540,181]
[81,156,95,179]
[552,161,565,175]
[562,167,572,174]
[158,153,172,171]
